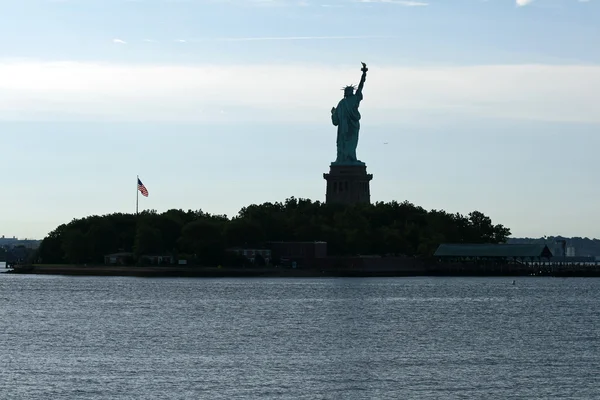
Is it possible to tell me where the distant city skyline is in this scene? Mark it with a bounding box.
[1,0,599,239]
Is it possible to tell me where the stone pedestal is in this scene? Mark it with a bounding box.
[323,164,373,205]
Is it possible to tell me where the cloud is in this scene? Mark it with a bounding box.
[516,0,534,6]
[115,35,401,43]
[359,0,428,5]
[193,35,397,42]
[0,60,599,124]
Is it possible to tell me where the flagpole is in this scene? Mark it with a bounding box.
[136,175,139,215]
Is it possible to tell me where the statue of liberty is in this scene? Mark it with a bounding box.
[330,62,368,165]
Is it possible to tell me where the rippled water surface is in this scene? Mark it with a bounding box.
[1,275,599,399]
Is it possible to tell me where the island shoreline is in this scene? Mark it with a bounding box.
[6,264,600,278]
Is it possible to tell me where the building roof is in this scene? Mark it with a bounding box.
[267,241,327,244]
[434,243,553,258]
[105,252,134,257]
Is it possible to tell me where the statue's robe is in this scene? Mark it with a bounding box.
[331,91,363,163]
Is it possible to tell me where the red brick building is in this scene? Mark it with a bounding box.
[267,241,327,268]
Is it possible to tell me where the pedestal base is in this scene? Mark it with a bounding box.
[323,164,373,205]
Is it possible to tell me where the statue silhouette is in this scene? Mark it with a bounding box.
[331,62,368,165]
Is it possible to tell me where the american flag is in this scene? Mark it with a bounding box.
[137,178,149,197]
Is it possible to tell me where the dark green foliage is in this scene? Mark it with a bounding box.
[179,219,226,265]
[35,198,511,265]
[134,225,163,257]
[224,218,266,248]
[2,245,36,264]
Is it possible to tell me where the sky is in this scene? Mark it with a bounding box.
[1,0,599,240]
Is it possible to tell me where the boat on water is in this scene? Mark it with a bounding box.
[5,262,34,273]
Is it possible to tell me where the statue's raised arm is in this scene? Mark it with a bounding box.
[356,62,368,97]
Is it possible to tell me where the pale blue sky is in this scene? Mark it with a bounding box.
[1,0,599,239]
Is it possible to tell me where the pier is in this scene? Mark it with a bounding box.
[430,243,600,276]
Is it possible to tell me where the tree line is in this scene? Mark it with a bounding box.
[1,245,36,264]
[36,198,511,265]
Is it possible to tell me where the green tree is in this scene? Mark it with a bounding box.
[224,218,266,248]
[62,229,89,264]
[179,219,225,265]
[134,225,163,257]
[37,197,512,264]
[86,220,118,263]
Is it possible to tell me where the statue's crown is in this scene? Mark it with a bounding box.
[342,85,356,91]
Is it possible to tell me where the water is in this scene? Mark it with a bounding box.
[1,275,598,399]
